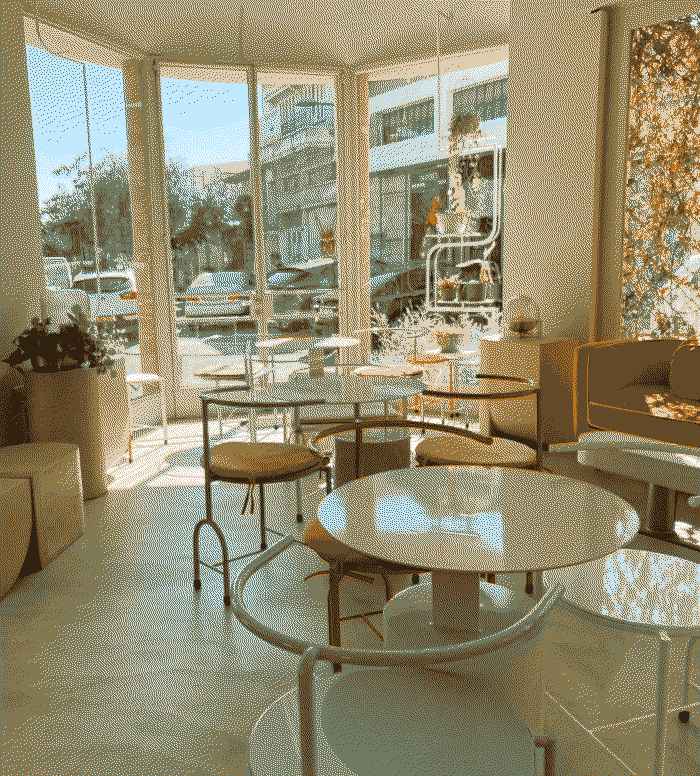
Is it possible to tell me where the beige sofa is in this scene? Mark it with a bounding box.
[575,338,700,447]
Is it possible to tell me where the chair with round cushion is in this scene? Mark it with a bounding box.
[303,516,420,668]
[415,433,537,468]
[233,536,564,776]
[194,387,331,606]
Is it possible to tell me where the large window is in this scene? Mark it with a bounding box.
[160,69,255,387]
[622,14,700,339]
[257,73,339,346]
[26,34,141,374]
[368,60,507,333]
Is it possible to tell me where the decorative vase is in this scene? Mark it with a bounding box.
[27,367,107,499]
[434,331,463,354]
[503,295,541,338]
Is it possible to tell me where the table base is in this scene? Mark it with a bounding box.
[383,579,547,733]
[432,570,481,638]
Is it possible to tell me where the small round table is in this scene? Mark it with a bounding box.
[317,466,640,638]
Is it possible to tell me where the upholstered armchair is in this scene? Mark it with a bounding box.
[574,338,700,447]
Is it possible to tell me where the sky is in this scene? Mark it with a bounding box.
[26,45,251,205]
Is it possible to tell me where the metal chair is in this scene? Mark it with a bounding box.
[194,386,331,606]
[234,536,564,776]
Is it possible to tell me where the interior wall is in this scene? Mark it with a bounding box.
[504,0,606,341]
[0,0,45,444]
[596,0,699,340]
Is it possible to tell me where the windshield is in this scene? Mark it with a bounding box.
[74,277,132,294]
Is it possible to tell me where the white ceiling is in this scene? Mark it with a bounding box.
[31,0,510,69]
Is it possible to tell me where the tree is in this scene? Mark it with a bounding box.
[623,14,700,338]
[40,155,254,289]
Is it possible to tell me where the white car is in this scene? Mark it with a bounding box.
[184,271,251,318]
[72,269,138,321]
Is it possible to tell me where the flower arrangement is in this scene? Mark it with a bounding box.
[437,274,461,301]
[4,306,118,374]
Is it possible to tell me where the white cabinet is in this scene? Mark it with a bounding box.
[479,336,580,446]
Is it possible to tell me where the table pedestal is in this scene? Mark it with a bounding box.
[384,578,547,733]
[334,429,411,488]
[432,570,480,638]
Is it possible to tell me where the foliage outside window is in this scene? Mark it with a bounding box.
[622,14,700,339]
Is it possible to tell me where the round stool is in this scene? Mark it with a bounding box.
[415,434,537,468]
[334,428,411,488]
[125,373,168,462]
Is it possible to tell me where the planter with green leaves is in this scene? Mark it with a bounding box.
[4,307,119,499]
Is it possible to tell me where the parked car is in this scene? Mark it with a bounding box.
[184,271,251,318]
[72,269,138,321]
[43,256,72,290]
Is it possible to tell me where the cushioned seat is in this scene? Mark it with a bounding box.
[249,667,537,776]
[415,434,537,468]
[303,517,369,564]
[206,442,325,481]
[588,384,700,447]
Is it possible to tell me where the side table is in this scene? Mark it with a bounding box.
[479,336,580,446]
[0,443,85,570]
[0,478,33,599]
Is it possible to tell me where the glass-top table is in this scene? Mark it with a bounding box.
[318,465,640,637]
[202,375,425,478]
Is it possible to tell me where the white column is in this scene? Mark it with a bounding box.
[122,58,176,415]
[0,0,45,352]
[247,67,270,340]
[335,68,371,363]
[0,1,45,444]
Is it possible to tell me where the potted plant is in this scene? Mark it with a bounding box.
[437,275,461,303]
[4,307,119,499]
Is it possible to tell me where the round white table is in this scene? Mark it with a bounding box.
[317,466,640,637]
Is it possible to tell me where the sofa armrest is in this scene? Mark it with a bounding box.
[574,339,681,437]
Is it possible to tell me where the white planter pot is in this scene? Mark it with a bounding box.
[27,368,107,499]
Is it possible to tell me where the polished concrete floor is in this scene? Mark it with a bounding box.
[1,419,699,775]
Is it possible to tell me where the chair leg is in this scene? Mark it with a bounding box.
[259,483,267,551]
[193,517,231,606]
[296,478,303,523]
[324,467,333,494]
[381,572,392,601]
[328,563,343,672]
[534,737,555,776]
[526,572,534,595]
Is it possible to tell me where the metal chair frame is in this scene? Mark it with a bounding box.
[233,535,564,776]
[194,386,331,606]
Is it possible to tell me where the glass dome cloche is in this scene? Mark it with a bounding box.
[502,295,542,338]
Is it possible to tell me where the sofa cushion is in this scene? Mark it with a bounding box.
[670,341,700,400]
[588,384,700,447]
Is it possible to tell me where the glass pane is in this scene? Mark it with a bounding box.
[368,60,507,343]
[257,73,339,346]
[26,45,141,374]
[160,70,256,387]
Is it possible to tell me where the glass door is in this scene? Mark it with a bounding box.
[159,66,256,414]
[256,71,340,378]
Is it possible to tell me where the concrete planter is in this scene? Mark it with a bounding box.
[27,368,107,499]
